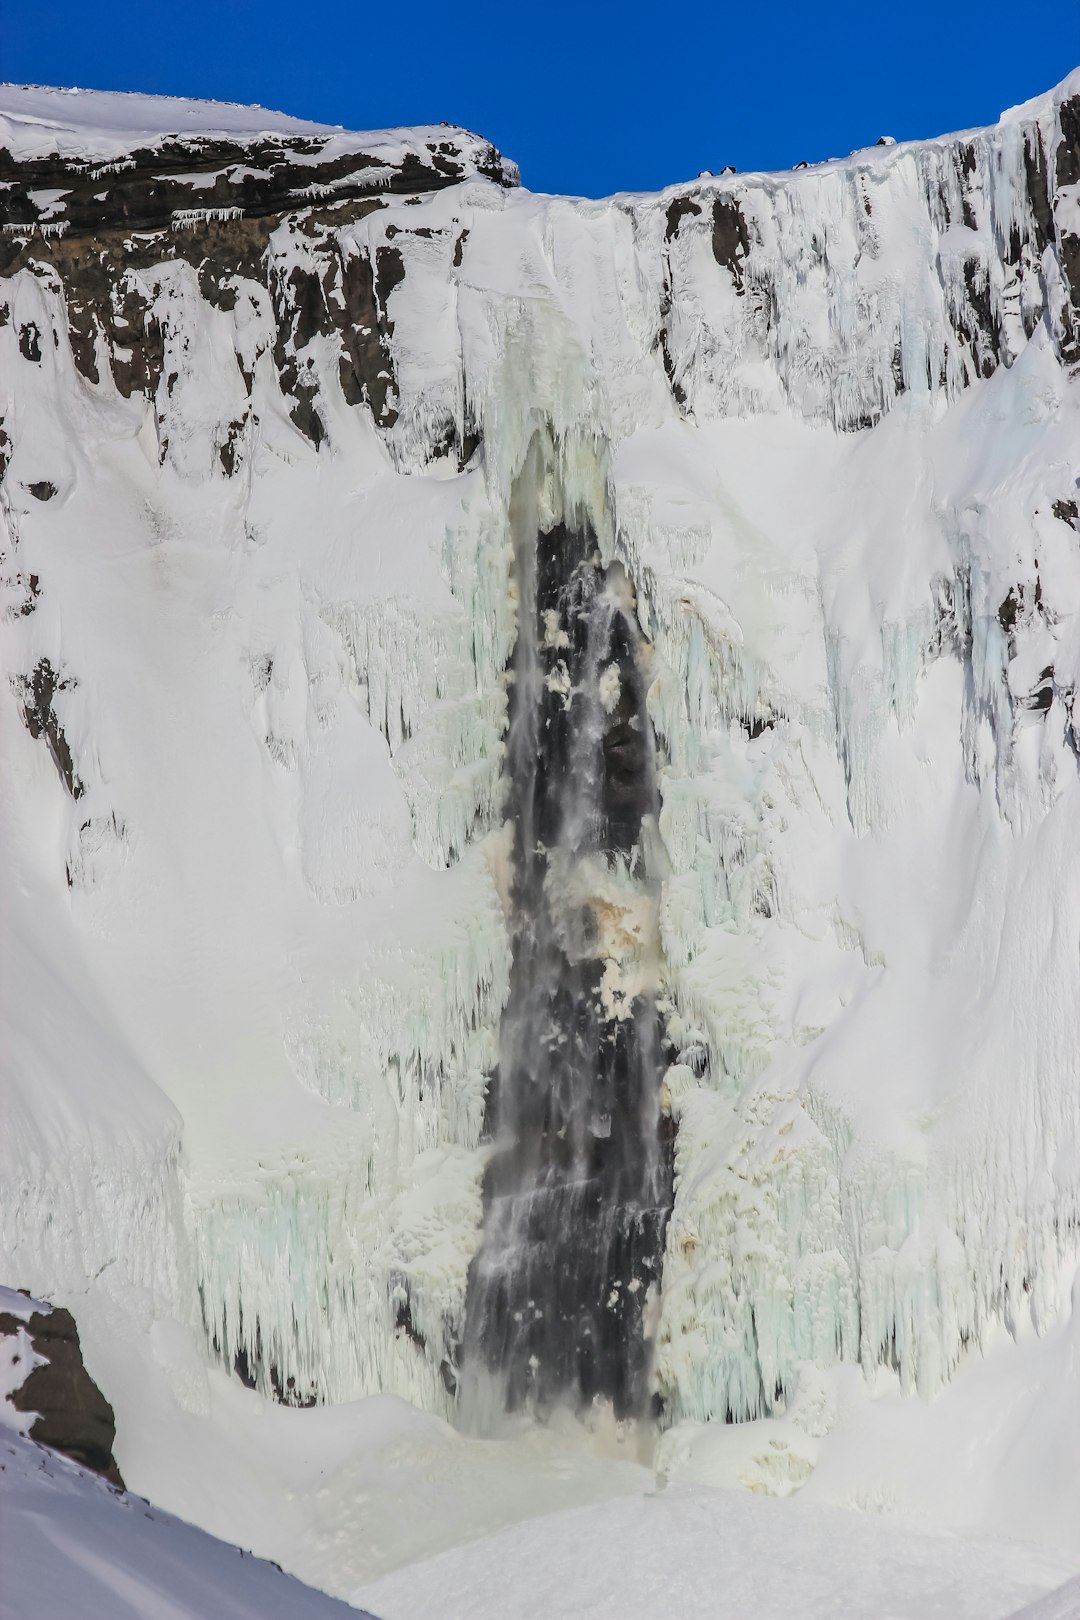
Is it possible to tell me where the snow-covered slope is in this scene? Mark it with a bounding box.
[0,83,491,159]
[2,71,1080,1604]
[353,1485,1080,1620]
[0,1429,371,1620]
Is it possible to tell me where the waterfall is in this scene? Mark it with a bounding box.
[461,433,673,1421]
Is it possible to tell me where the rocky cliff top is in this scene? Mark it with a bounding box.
[0,84,518,239]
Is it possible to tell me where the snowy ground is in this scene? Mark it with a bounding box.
[355,1487,1080,1620]
[15,1274,1078,1616]
[5,1385,1078,1620]
[0,1431,370,1620]
[36,1279,1080,1618]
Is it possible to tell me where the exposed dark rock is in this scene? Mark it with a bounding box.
[659,191,752,404]
[1018,664,1056,714]
[374,242,406,309]
[1056,97,1080,358]
[664,196,702,240]
[960,257,999,379]
[13,656,84,799]
[27,480,57,501]
[0,1300,124,1487]
[390,1281,456,1394]
[1024,129,1055,253]
[392,1290,428,1356]
[217,418,246,477]
[6,570,41,617]
[456,414,482,471]
[335,243,395,423]
[18,321,41,362]
[998,587,1021,637]
[1059,232,1080,358]
[0,124,510,459]
[1052,497,1079,528]
[711,196,750,292]
[656,314,687,410]
[0,129,514,242]
[1056,95,1080,190]
[951,143,978,231]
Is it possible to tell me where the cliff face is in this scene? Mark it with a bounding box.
[2,74,1080,1548]
[0,90,514,461]
[5,79,1077,481]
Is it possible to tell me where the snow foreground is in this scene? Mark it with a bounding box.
[2,67,1080,1613]
[2,1402,1078,1620]
[0,1429,372,1620]
[354,1486,1080,1620]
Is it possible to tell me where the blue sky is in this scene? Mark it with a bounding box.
[7,1,1080,196]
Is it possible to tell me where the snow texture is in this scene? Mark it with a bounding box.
[0,1429,372,1620]
[0,1287,48,1435]
[354,1485,1079,1620]
[0,82,511,178]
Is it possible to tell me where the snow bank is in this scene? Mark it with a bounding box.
[0,1430,372,1620]
[353,1480,1078,1620]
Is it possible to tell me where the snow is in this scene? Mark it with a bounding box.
[23,1299,657,1598]
[0,83,345,151]
[0,1430,372,1620]
[0,83,502,177]
[0,1286,50,1322]
[2,65,1080,1620]
[354,1486,1078,1620]
[6,1313,1073,1620]
[1012,1580,1080,1620]
[0,1285,51,1436]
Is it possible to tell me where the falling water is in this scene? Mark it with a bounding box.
[462,434,673,1420]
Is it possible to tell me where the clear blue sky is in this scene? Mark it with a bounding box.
[7,0,1080,197]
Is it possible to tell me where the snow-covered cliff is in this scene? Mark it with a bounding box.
[2,72,1080,1561]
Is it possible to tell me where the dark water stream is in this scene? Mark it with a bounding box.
[462,439,672,1420]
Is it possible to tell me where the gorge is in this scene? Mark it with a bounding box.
[2,70,1080,1611]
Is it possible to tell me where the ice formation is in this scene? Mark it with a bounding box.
[2,70,1080,1473]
